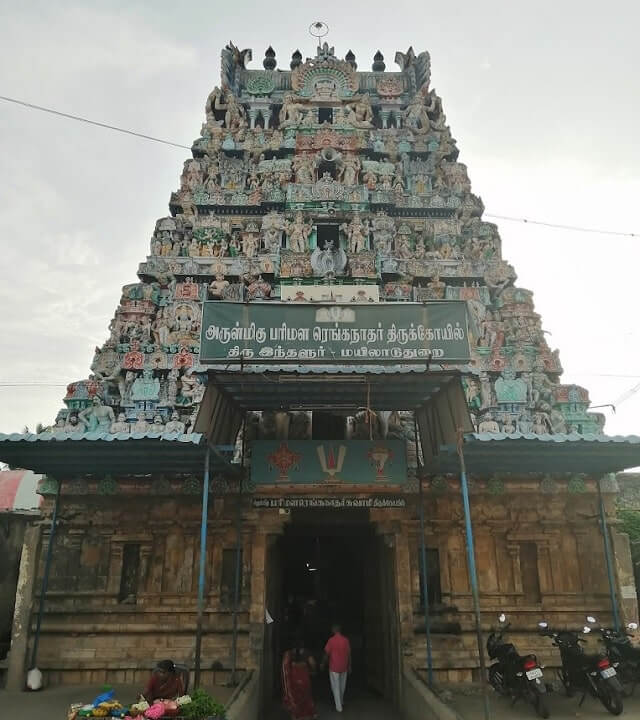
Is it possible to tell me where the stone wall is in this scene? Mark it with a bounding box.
[30,492,255,686]
[403,476,635,683]
[24,474,635,688]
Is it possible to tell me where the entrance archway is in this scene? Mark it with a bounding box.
[262,510,401,715]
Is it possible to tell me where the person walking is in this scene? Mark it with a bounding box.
[282,638,318,720]
[322,623,351,713]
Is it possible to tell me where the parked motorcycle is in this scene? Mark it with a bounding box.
[487,613,550,718]
[538,621,623,715]
[587,615,640,695]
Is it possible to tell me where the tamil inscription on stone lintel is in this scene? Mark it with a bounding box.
[252,496,407,509]
[199,301,470,364]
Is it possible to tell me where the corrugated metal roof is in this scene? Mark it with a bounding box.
[470,432,640,444]
[0,432,237,476]
[204,367,461,411]
[0,431,203,443]
[426,432,640,475]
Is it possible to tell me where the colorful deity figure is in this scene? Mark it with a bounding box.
[286,211,312,253]
[78,396,115,433]
[209,273,230,299]
[131,369,160,402]
[165,410,186,434]
[340,214,369,254]
[110,413,130,434]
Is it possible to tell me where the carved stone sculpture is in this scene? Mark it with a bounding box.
[78,397,115,432]
[110,413,130,434]
[340,214,369,254]
[131,369,160,402]
[209,273,230,299]
[165,410,186,434]
[286,211,312,253]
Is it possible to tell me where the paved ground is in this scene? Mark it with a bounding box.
[265,686,401,720]
[447,686,640,718]
[0,683,233,719]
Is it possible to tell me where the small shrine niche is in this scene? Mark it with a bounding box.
[318,107,333,124]
[316,224,340,250]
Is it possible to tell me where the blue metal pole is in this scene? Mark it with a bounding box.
[418,476,434,687]
[30,477,62,670]
[194,445,211,689]
[459,449,490,720]
[597,476,621,631]
[230,414,247,686]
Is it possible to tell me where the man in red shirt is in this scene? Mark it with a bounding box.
[322,623,351,712]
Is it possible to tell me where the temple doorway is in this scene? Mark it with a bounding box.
[262,510,401,714]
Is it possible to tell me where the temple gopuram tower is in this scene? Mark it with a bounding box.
[2,42,639,710]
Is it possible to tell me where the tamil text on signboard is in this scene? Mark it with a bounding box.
[199,301,470,364]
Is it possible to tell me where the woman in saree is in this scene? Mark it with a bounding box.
[282,640,317,720]
[142,659,184,703]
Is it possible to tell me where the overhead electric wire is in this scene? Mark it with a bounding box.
[0,94,191,150]
[1,93,638,239]
[485,214,637,238]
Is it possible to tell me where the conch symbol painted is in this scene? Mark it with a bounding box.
[368,444,394,481]
[316,444,347,483]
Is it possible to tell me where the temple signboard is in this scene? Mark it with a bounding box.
[200,301,470,364]
[250,440,407,486]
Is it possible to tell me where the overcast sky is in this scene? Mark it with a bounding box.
[0,1,638,437]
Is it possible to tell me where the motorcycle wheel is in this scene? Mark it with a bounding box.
[488,664,508,696]
[617,665,635,697]
[534,693,550,719]
[598,680,624,716]
[558,668,573,697]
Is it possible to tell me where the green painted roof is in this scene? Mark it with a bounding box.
[426,432,640,475]
[0,431,237,476]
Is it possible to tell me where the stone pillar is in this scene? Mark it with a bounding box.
[247,108,258,130]
[393,528,414,650]
[379,110,390,129]
[506,543,523,594]
[249,530,267,667]
[6,523,42,691]
[611,529,639,625]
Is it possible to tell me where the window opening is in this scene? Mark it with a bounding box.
[419,547,442,610]
[316,224,340,250]
[519,542,541,602]
[221,548,243,604]
[318,107,333,124]
[318,161,336,180]
[119,543,140,603]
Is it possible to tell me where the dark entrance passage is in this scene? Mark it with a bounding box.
[262,510,401,717]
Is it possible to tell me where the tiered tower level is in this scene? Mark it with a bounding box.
[53,43,603,438]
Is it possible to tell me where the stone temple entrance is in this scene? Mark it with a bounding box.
[262,510,401,715]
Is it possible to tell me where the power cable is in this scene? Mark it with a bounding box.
[485,214,637,238]
[1,94,639,239]
[0,95,191,150]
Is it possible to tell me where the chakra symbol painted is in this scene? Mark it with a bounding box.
[368,444,394,481]
[267,443,302,483]
[316,444,347,483]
